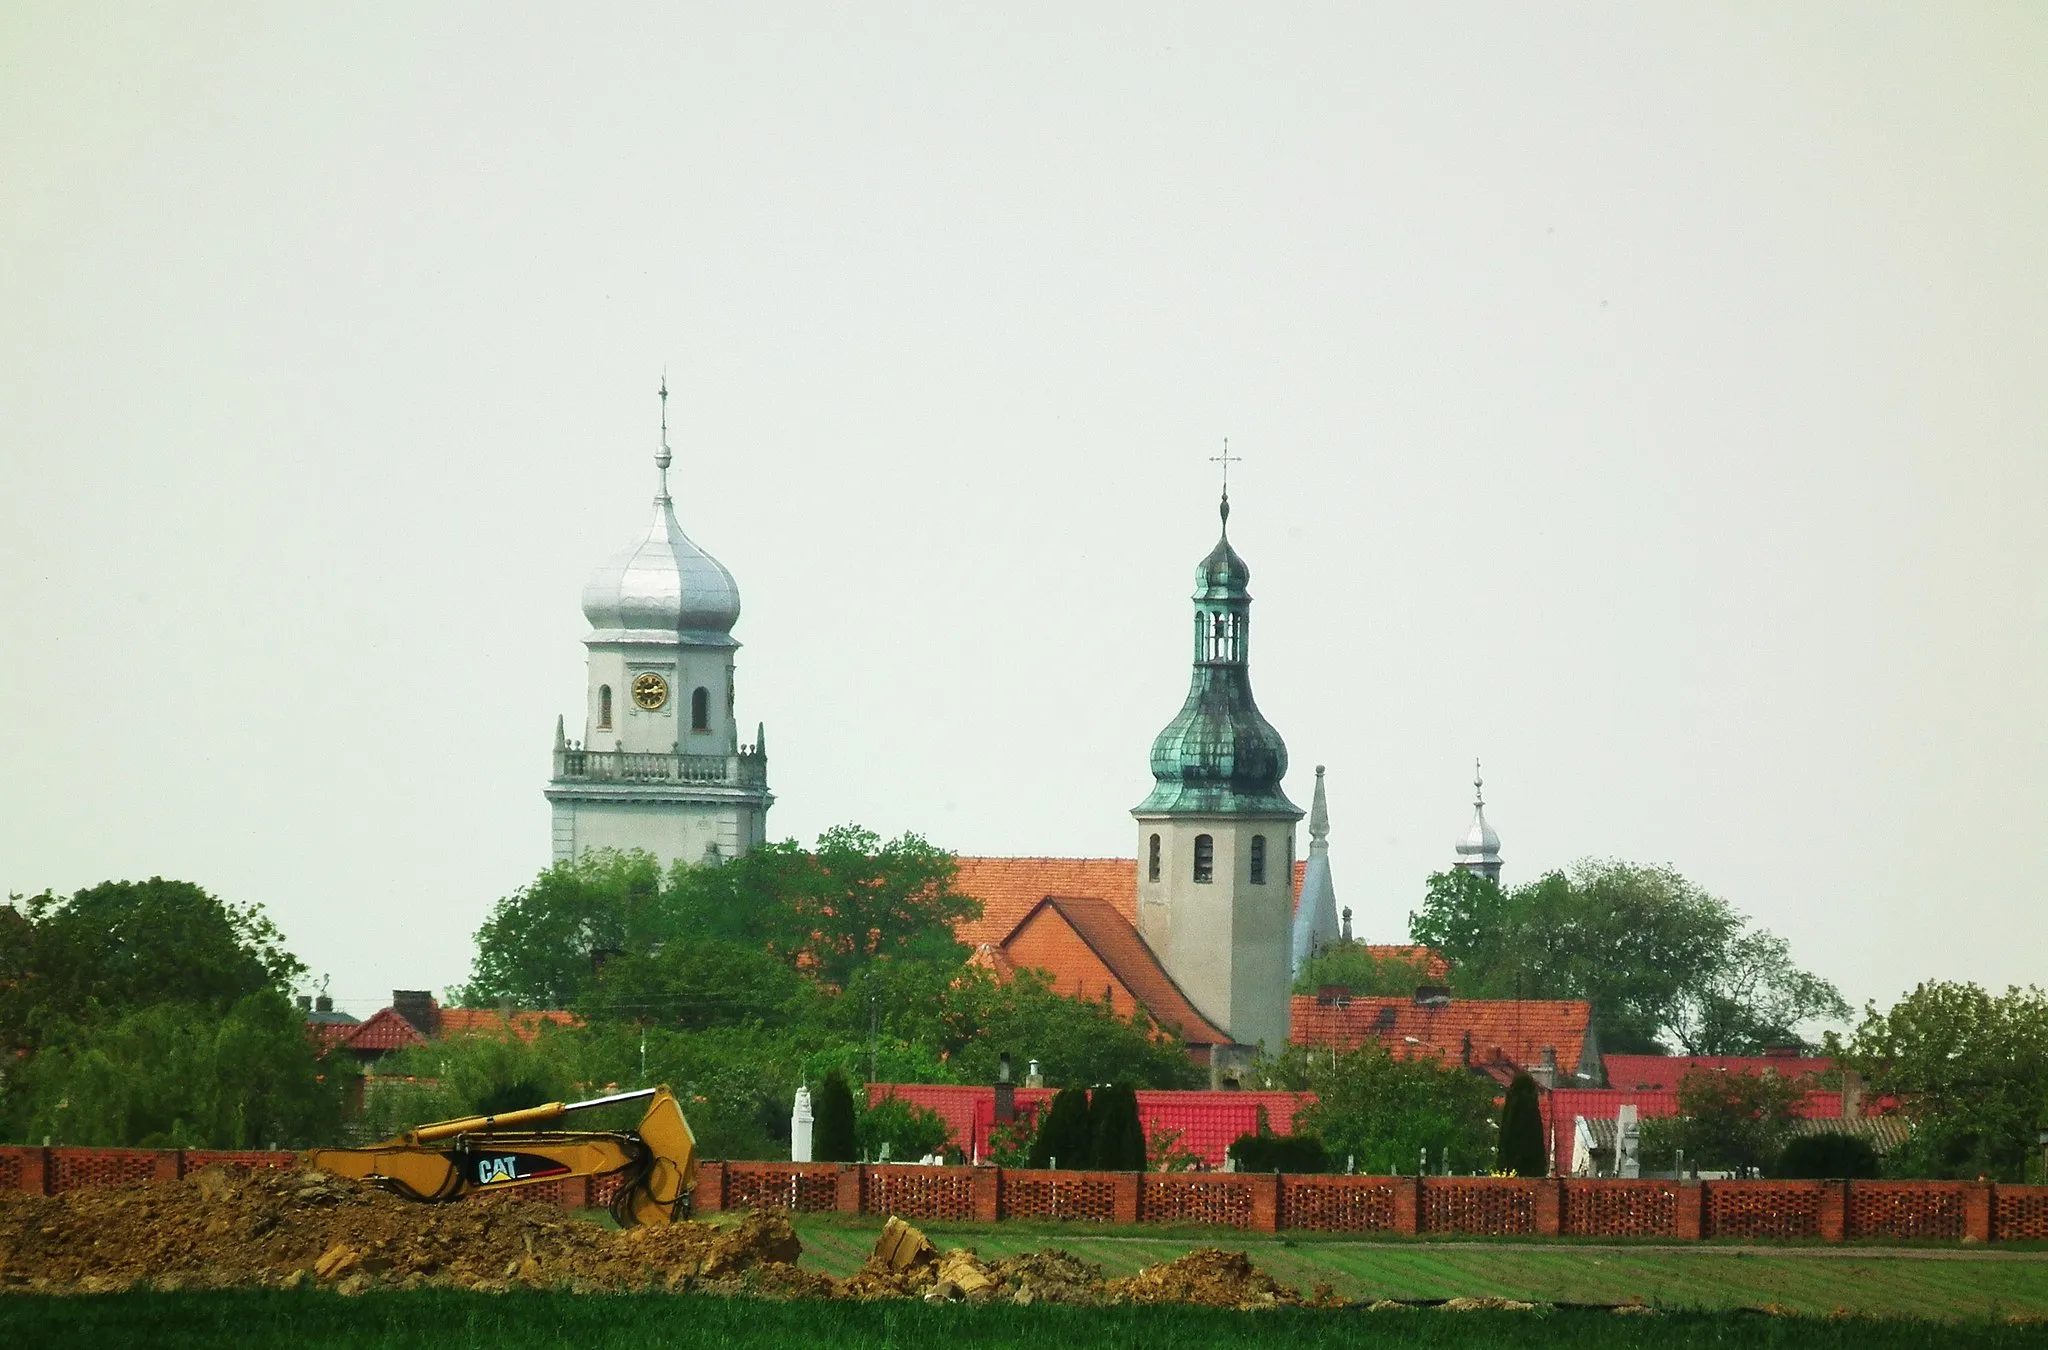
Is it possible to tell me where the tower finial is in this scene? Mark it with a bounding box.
[1473,757,1484,807]
[1209,437,1240,533]
[654,371,673,503]
[1310,764,1330,841]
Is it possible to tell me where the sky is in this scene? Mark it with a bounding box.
[2,4,2043,1022]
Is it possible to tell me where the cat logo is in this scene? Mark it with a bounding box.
[474,1155,525,1185]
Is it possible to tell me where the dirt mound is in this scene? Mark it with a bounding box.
[0,1166,800,1295]
[1107,1248,1301,1311]
[989,1249,1104,1306]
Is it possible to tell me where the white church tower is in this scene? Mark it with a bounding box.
[1452,759,1502,885]
[545,381,772,867]
[1133,487,1303,1057]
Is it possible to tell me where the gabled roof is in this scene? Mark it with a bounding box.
[1290,993,1596,1081]
[1019,895,1229,1046]
[1603,1053,1834,1092]
[950,856,1315,948]
[340,1006,430,1054]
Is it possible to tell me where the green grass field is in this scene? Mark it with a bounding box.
[0,1291,2044,1350]
[791,1216,2048,1321]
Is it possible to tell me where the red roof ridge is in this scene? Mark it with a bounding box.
[1029,895,1230,1046]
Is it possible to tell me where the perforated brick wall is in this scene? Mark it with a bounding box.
[723,1164,839,1212]
[1003,1172,1120,1222]
[1846,1182,1964,1240]
[1423,1178,1535,1236]
[1706,1181,1822,1239]
[1142,1174,1257,1228]
[1279,1176,1397,1232]
[1994,1186,2048,1242]
[49,1149,156,1192]
[863,1165,979,1222]
[1562,1180,1678,1238]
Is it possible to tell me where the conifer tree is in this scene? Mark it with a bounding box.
[814,1069,859,1163]
[1089,1084,1148,1171]
[1027,1086,1093,1169]
[1497,1072,1546,1178]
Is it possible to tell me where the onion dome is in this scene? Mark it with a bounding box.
[1134,495,1302,818]
[1454,760,1504,880]
[579,388,741,644]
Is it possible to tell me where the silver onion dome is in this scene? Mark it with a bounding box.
[579,390,741,641]
[1456,761,1502,859]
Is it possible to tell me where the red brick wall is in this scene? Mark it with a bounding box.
[1,1145,2036,1245]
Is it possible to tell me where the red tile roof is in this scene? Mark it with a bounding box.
[1022,896,1229,1046]
[1602,1054,1834,1092]
[1538,1084,1871,1176]
[438,1008,581,1042]
[339,1007,429,1054]
[951,857,1316,948]
[867,1083,1312,1168]
[1290,993,1596,1081]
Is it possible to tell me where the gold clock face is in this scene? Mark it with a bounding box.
[631,672,669,710]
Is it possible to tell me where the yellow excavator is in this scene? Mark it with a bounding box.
[308,1086,697,1227]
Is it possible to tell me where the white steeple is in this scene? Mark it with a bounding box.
[1290,765,1341,977]
[1452,759,1503,885]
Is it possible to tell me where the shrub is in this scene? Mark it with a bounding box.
[813,1069,858,1162]
[1027,1087,1093,1169]
[1772,1133,1881,1180]
[1088,1085,1147,1171]
[1227,1132,1330,1173]
[856,1092,951,1162]
[1497,1072,1546,1177]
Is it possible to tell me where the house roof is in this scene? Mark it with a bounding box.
[950,857,1315,948]
[866,1083,1312,1168]
[1290,993,1596,1081]
[313,1001,580,1058]
[339,1006,429,1054]
[437,1008,581,1042]
[1022,895,1230,1046]
[1602,1053,1834,1091]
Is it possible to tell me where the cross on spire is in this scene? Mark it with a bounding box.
[654,371,673,502]
[1210,438,1240,530]
[1473,757,1485,807]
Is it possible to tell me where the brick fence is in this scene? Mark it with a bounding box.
[6,1146,2044,1244]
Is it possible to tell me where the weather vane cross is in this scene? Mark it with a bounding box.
[1209,438,1241,494]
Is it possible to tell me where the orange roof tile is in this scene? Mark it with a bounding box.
[1602,1053,1833,1092]
[437,1008,581,1042]
[952,857,1138,946]
[340,1007,429,1054]
[1290,993,1596,1081]
[1027,895,1230,1046]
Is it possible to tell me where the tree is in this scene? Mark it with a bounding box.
[1293,942,1438,997]
[1089,1085,1148,1171]
[856,1092,952,1162]
[1409,860,1843,1055]
[1275,1043,1499,1175]
[459,850,668,1008]
[4,991,342,1148]
[936,968,1202,1090]
[813,1069,858,1162]
[1659,1066,1804,1175]
[1841,982,2048,1181]
[1027,1087,1093,1169]
[3,879,303,1047]
[1497,1073,1546,1178]
[574,937,807,1032]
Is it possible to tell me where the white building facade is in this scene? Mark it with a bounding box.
[545,387,772,867]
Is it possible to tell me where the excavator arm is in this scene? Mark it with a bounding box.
[308,1085,697,1227]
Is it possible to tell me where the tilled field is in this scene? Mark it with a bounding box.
[0,1166,1317,1310]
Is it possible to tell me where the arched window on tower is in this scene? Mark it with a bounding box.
[1148,834,1161,882]
[1193,834,1214,884]
[691,686,710,732]
[1249,835,1267,885]
[598,685,613,730]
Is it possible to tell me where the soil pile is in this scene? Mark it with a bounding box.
[0,1166,801,1295]
[1107,1247,1302,1310]
[989,1249,1104,1306]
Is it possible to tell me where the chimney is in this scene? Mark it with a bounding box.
[1841,1069,1866,1118]
[1762,1044,1801,1059]
[1532,1046,1559,1090]
[296,995,312,1013]
[391,989,439,1037]
[314,994,333,1014]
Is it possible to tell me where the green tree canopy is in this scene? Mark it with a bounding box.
[1088,1084,1148,1171]
[1027,1087,1093,1169]
[2,879,303,1049]
[4,991,342,1148]
[1654,1066,1805,1175]
[1841,981,2048,1181]
[813,1069,858,1163]
[1292,941,1438,997]
[1497,1072,1546,1178]
[1274,1043,1499,1175]
[1409,861,1845,1054]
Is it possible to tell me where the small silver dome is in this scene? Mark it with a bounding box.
[581,496,741,638]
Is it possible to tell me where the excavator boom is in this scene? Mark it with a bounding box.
[309,1085,697,1226]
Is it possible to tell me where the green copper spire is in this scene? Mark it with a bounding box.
[1134,494,1301,817]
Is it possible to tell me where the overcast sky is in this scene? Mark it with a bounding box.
[3,5,2042,1022]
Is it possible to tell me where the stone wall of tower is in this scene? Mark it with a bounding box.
[1136,815,1297,1054]
[582,641,738,753]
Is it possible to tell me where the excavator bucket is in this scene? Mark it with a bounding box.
[611,1086,697,1227]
